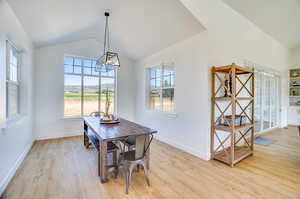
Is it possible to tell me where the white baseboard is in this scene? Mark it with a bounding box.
[35,132,82,141]
[156,135,210,161]
[0,141,33,196]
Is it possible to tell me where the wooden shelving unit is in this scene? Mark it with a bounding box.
[211,63,254,167]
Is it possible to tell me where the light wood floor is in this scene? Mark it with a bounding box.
[3,127,300,199]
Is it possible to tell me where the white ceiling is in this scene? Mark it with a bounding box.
[7,0,205,60]
[223,0,300,49]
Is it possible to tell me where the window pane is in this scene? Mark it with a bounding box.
[155,77,161,88]
[74,58,81,66]
[74,66,82,74]
[101,69,115,77]
[7,83,18,118]
[10,64,18,82]
[92,68,99,76]
[64,64,73,73]
[83,76,99,116]
[64,75,82,116]
[150,79,156,88]
[162,88,174,111]
[92,61,99,76]
[83,59,92,67]
[150,69,155,79]
[100,77,115,115]
[163,68,174,87]
[83,67,91,75]
[149,68,161,88]
[64,56,73,65]
[107,69,115,77]
[149,90,161,110]
[10,48,18,66]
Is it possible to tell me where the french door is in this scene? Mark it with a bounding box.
[254,70,280,133]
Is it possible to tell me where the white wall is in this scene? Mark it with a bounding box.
[180,0,290,128]
[0,0,34,195]
[34,39,135,140]
[290,46,300,67]
[134,0,289,161]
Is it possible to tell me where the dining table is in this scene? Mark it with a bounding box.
[83,116,157,183]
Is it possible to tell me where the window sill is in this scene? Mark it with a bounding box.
[145,109,178,118]
[62,116,84,120]
[2,115,26,130]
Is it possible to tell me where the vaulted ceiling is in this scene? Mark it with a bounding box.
[223,0,300,49]
[7,0,205,60]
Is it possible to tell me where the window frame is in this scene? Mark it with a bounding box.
[6,40,21,121]
[146,63,175,113]
[63,54,117,118]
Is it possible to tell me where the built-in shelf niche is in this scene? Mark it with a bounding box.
[289,69,300,106]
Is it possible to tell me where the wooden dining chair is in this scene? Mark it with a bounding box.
[118,134,153,194]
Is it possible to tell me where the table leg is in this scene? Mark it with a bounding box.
[145,135,150,170]
[83,122,89,148]
[99,140,108,183]
[84,132,89,149]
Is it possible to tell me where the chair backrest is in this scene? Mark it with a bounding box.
[134,134,153,160]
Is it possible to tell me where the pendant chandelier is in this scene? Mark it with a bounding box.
[95,11,120,71]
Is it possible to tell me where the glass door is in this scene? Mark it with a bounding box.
[254,71,280,133]
[262,75,271,130]
[254,71,262,132]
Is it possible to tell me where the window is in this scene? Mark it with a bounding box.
[6,41,20,119]
[147,64,175,112]
[64,56,116,117]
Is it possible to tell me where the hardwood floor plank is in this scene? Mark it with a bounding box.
[2,127,300,199]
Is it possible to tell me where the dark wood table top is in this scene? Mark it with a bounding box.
[83,116,157,141]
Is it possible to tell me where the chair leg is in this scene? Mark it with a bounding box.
[142,162,150,186]
[128,163,135,184]
[113,151,118,179]
[125,168,130,194]
[125,163,136,194]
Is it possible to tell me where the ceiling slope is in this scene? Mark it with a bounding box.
[7,0,205,60]
[223,0,300,49]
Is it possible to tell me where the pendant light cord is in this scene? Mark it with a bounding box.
[103,13,110,54]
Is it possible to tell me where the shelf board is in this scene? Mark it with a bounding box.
[214,65,253,75]
[214,146,253,166]
[215,124,253,132]
[213,97,253,101]
[290,87,300,89]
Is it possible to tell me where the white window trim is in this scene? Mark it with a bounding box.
[6,39,21,122]
[63,55,117,118]
[146,62,176,114]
